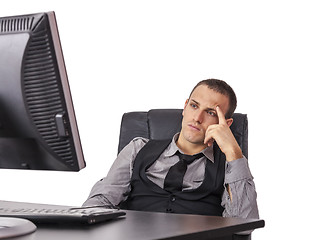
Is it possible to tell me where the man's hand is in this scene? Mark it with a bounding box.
[203,106,243,162]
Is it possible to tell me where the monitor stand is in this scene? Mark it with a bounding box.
[0,217,36,239]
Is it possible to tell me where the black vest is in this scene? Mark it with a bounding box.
[120,139,225,216]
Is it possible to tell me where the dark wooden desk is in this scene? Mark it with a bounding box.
[0,201,264,240]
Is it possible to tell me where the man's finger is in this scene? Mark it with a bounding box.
[204,124,219,145]
[204,129,215,146]
[216,106,227,125]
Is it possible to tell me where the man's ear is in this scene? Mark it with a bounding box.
[226,118,233,127]
[183,99,189,116]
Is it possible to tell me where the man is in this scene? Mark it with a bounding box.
[83,79,259,219]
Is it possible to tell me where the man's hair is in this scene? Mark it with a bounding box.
[189,79,237,119]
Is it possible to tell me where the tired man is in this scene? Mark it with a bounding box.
[83,79,259,219]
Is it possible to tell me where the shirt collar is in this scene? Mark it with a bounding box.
[164,133,215,163]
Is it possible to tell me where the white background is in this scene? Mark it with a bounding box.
[1,1,314,239]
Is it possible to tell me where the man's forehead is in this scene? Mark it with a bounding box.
[189,86,230,113]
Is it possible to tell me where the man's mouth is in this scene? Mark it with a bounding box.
[188,124,201,131]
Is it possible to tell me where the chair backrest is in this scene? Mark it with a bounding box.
[118,109,248,158]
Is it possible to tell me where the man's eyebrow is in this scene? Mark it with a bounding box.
[191,99,216,112]
[190,99,199,105]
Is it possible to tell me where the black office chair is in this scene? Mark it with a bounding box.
[118,109,250,240]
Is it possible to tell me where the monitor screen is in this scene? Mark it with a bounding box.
[0,12,85,171]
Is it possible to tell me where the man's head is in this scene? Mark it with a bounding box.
[177,79,237,154]
[188,79,237,119]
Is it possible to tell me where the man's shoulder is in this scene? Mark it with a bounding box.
[122,137,149,154]
[127,137,174,154]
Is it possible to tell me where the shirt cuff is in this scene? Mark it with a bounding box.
[82,194,116,208]
[224,156,253,184]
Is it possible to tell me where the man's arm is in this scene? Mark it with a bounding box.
[222,157,259,219]
[82,137,148,207]
[204,106,259,218]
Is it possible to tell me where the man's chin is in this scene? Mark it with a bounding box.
[184,135,205,146]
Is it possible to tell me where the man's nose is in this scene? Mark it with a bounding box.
[193,110,203,123]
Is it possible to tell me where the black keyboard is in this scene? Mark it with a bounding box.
[0,206,126,224]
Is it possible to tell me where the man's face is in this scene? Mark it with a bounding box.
[179,85,231,149]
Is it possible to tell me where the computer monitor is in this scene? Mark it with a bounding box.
[0,11,86,238]
[0,11,85,171]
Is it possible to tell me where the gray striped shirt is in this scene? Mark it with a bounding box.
[83,133,259,219]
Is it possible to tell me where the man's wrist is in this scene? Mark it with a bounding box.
[225,146,243,162]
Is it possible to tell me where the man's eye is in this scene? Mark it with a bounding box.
[190,104,197,109]
[207,111,217,117]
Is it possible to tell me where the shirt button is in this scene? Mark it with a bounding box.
[171,197,176,202]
